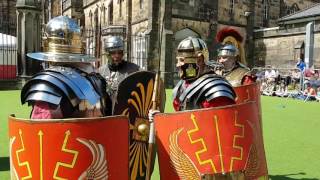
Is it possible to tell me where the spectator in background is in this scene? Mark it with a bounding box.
[303,81,317,97]
[265,68,271,79]
[314,70,319,80]
[296,59,306,91]
[296,58,306,72]
[265,67,277,86]
[304,68,314,79]
[270,68,278,79]
[291,69,300,89]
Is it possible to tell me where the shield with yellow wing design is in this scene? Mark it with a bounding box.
[113,71,165,180]
[154,102,268,180]
[8,115,129,180]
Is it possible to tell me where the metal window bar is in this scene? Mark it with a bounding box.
[131,34,149,70]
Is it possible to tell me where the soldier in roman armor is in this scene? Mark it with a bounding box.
[154,36,268,180]
[99,36,140,109]
[215,27,255,87]
[172,36,236,111]
[21,16,112,119]
[217,44,255,86]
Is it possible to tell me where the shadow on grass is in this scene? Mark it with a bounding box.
[0,157,10,171]
[270,173,319,180]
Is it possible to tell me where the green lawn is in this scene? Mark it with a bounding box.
[1,90,320,179]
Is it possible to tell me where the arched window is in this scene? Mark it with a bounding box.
[262,0,269,26]
[108,2,113,25]
[89,10,93,27]
[101,4,106,26]
[119,0,123,17]
[94,8,99,28]
[132,32,148,69]
[139,0,143,9]
[229,0,235,15]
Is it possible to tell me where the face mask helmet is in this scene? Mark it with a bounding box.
[176,37,209,80]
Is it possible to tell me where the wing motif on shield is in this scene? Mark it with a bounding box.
[77,138,108,180]
[9,136,19,180]
[169,128,200,180]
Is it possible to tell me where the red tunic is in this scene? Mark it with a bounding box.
[31,102,63,119]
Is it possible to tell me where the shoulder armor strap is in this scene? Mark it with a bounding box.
[179,74,219,102]
[195,79,235,103]
[26,91,62,105]
[179,74,236,108]
[46,67,100,105]
[86,72,112,116]
[22,82,63,105]
[21,74,77,106]
[172,80,183,100]
[21,67,100,106]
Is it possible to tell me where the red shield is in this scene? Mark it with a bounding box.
[8,115,129,180]
[155,102,268,179]
[234,82,261,104]
[234,82,263,127]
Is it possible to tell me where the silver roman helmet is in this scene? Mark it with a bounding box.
[27,16,96,63]
[104,36,124,53]
[176,36,209,80]
[218,44,239,57]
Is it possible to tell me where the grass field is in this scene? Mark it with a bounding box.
[1,90,320,179]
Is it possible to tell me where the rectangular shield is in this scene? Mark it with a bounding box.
[155,102,268,179]
[8,115,129,180]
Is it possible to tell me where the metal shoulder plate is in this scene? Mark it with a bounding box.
[21,66,101,107]
[225,66,251,87]
[172,80,184,101]
[179,74,236,109]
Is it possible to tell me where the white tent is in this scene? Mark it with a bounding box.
[0,33,17,66]
[0,33,16,47]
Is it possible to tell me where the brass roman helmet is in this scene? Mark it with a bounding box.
[176,36,209,80]
[27,16,96,63]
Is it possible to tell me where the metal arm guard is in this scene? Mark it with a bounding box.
[173,74,236,110]
[21,66,112,116]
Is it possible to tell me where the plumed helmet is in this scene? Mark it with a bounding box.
[218,44,239,57]
[27,16,96,63]
[216,27,246,64]
[105,36,124,52]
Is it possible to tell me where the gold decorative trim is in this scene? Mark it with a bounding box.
[15,129,32,180]
[230,111,245,171]
[187,114,217,173]
[53,130,79,180]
